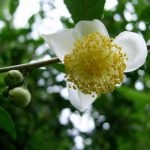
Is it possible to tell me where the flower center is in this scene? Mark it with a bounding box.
[64,32,127,95]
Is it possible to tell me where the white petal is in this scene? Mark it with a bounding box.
[42,29,77,61]
[67,82,97,112]
[77,91,97,111]
[75,19,109,37]
[113,31,147,72]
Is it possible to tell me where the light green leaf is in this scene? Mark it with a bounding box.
[117,86,150,108]
[0,0,9,19]
[0,107,16,140]
[64,0,106,23]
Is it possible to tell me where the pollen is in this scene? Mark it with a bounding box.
[64,32,127,95]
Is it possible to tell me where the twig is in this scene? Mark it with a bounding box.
[0,57,60,73]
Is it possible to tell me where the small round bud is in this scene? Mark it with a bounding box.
[8,87,31,107]
[5,70,24,88]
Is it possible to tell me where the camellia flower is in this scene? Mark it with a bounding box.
[42,19,147,112]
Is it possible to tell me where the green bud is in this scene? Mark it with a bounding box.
[5,70,24,88]
[9,87,31,107]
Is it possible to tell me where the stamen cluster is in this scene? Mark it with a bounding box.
[64,32,127,95]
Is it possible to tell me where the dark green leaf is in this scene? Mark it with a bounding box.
[61,17,75,28]
[0,107,16,140]
[9,0,19,14]
[64,0,106,23]
[51,63,65,73]
[140,6,150,22]
[28,15,36,25]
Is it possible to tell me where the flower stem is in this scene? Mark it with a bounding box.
[0,57,60,73]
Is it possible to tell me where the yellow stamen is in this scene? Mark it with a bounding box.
[64,32,127,95]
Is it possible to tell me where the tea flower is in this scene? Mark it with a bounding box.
[42,19,147,112]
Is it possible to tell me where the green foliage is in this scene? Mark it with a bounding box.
[0,107,16,139]
[0,0,150,149]
[9,0,19,15]
[118,86,150,104]
[140,6,150,22]
[64,0,106,23]
[51,63,65,73]
[0,0,19,19]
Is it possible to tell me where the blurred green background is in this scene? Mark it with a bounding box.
[0,0,150,149]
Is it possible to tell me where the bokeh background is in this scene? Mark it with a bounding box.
[0,0,150,149]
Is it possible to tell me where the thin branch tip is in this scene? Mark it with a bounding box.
[0,57,60,73]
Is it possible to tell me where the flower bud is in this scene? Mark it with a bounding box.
[8,87,31,107]
[5,70,24,88]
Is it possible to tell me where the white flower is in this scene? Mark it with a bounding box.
[42,19,147,112]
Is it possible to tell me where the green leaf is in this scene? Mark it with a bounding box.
[9,0,19,15]
[0,107,16,140]
[140,6,150,22]
[28,15,36,25]
[64,0,106,23]
[51,63,65,73]
[117,86,150,108]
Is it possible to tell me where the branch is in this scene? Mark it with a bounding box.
[0,57,60,73]
[0,45,149,73]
